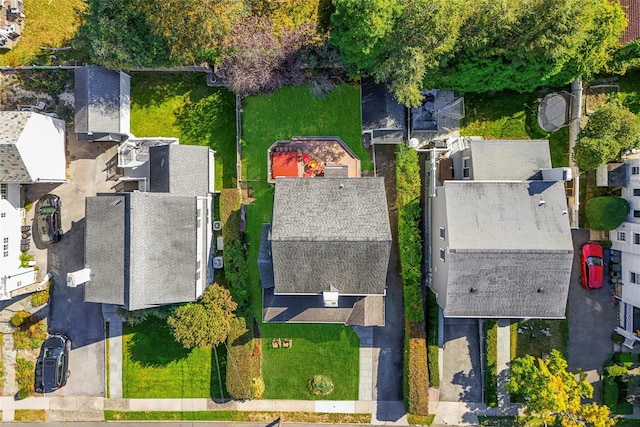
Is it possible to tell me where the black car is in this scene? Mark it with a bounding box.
[35,194,62,243]
[35,334,70,393]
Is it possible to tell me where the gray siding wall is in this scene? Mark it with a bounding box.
[430,186,448,309]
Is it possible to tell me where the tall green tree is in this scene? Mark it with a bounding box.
[507,350,613,427]
[574,103,640,170]
[167,284,238,349]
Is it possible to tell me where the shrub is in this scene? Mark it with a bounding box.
[614,352,634,368]
[15,357,34,394]
[250,377,265,399]
[426,292,439,387]
[16,388,30,400]
[308,375,334,395]
[484,320,498,407]
[14,318,48,350]
[605,363,628,378]
[603,378,618,408]
[19,252,31,268]
[225,317,261,399]
[406,322,429,415]
[11,310,32,327]
[118,306,172,326]
[31,287,50,307]
[585,196,630,230]
[616,401,634,415]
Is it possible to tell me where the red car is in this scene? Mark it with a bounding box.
[580,243,604,289]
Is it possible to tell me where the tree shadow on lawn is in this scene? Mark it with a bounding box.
[125,317,190,367]
[130,72,209,108]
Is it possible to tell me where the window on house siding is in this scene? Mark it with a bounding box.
[462,157,471,179]
[631,272,640,285]
[635,189,640,196]
[0,184,6,200]
[633,166,640,175]
[635,210,640,218]
[439,248,446,261]
[439,227,445,240]
[635,233,640,245]
[618,231,626,241]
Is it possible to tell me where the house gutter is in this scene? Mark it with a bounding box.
[568,77,582,228]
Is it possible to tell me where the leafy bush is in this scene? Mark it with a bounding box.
[250,377,265,399]
[19,252,31,268]
[484,320,498,407]
[225,317,261,399]
[605,363,627,378]
[15,357,34,394]
[426,292,439,387]
[11,311,31,327]
[585,196,630,230]
[16,70,72,98]
[14,318,47,350]
[308,375,334,395]
[16,388,29,400]
[603,378,619,407]
[406,322,429,415]
[31,286,50,307]
[614,352,634,368]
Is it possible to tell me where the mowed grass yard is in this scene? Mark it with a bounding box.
[122,317,225,399]
[242,84,367,400]
[130,72,237,189]
[461,90,570,168]
[0,0,86,66]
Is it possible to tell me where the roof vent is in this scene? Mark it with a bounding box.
[539,200,545,206]
[470,287,477,293]
[323,291,339,307]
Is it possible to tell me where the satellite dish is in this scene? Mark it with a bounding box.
[409,138,420,149]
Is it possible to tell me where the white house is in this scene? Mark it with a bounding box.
[612,157,640,347]
[0,111,66,299]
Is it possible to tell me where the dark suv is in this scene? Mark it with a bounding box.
[35,334,70,393]
[35,194,62,244]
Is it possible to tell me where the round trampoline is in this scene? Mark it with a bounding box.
[538,93,571,132]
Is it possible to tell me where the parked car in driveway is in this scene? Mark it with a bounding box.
[35,194,62,243]
[35,334,71,393]
[580,243,604,289]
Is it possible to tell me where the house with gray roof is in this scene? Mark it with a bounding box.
[431,139,574,318]
[0,111,66,300]
[258,177,392,326]
[74,66,130,143]
[84,144,215,310]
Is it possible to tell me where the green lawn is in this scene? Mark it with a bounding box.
[242,84,371,182]
[261,323,360,400]
[510,319,568,360]
[461,90,570,167]
[241,84,366,400]
[0,0,86,66]
[129,72,237,189]
[122,317,226,399]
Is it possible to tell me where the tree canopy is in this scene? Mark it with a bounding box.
[330,0,626,106]
[507,350,613,427]
[167,284,238,349]
[574,103,640,170]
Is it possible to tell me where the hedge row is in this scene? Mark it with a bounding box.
[226,317,262,399]
[426,292,439,387]
[396,145,424,323]
[484,320,498,407]
[603,353,635,415]
[396,145,428,415]
[406,322,429,415]
[219,189,250,315]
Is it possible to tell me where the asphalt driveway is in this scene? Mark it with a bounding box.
[439,317,482,402]
[567,229,617,402]
[24,133,119,396]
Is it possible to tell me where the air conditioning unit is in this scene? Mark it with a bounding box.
[212,220,222,231]
[213,256,224,269]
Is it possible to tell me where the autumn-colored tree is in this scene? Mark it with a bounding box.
[167,284,238,349]
[507,350,613,427]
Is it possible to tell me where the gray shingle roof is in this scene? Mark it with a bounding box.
[270,177,391,295]
[440,180,573,318]
[0,112,31,182]
[74,66,130,137]
[85,192,199,310]
[149,144,211,196]
[466,140,552,180]
[361,77,407,143]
